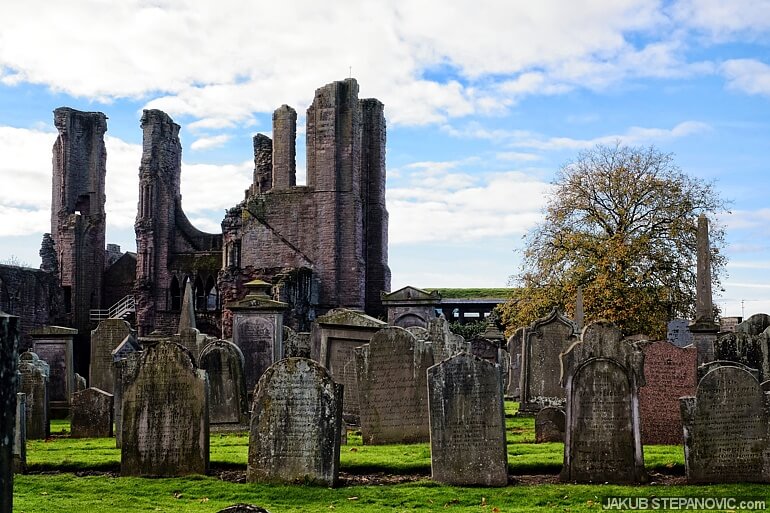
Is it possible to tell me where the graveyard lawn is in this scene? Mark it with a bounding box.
[13,403,763,513]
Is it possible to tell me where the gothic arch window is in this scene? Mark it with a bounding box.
[170,276,181,311]
[205,275,218,311]
[194,275,205,311]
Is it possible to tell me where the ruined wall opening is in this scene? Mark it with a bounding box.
[75,194,91,216]
[170,276,181,311]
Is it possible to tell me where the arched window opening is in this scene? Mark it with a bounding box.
[194,275,205,311]
[205,276,218,311]
[170,276,181,311]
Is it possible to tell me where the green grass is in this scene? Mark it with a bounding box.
[12,401,764,512]
[424,288,518,299]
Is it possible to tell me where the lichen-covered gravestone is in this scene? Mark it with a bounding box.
[248,358,343,486]
[535,407,565,443]
[1,312,19,513]
[506,327,525,399]
[355,327,434,444]
[112,336,141,448]
[90,319,133,393]
[199,340,248,425]
[560,321,647,483]
[427,353,508,486]
[18,351,49,439]
[283,327,310,358]
[120,341,209,476]
[427,315,469,363]
[13,393,26,474]
[713,314,770,382]
[680,362,770,483]
[519,309,577,415]
[639,340,697,445]
[71,388,114,438]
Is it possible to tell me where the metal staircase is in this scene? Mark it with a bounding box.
[90,295,136,322]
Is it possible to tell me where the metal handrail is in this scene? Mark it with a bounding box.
[90,295,135,321]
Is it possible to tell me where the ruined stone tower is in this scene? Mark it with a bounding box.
[134,110,222,336]
[220,78,390,334]
[51,107,107,346]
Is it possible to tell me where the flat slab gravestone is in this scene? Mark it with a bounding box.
[71,388,114,438]
[1,312,19,513]
[519,309,577,415]
[639,340,697,445]
[680,362,770,483]
[560,321,647,484]
[199,340,248,424]
[355,327,434,444]
[17,352,49,439]
[248,358,343,486]
[90,319,133,393]
[30,326,75,418]
[535,407,565,443]
[120,341,209,476]
[427,353,508,486]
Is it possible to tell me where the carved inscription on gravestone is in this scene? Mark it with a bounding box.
[427,353,508,486]
[680,363,770,483]
[640,341,696,445]
[355,327,434,444]
[237,318,275,393]
[120,341,209,476]
[248,358,342,486]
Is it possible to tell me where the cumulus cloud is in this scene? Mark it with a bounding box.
[721,59,770,97]
[672,0,770,38]
[190,134,231,151]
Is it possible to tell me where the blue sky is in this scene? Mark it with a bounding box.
[1,1,769,318]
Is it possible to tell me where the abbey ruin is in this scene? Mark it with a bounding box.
[0,78,391,374]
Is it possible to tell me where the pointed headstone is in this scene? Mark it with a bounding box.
[689,215,719,366]
[179,279,196,332]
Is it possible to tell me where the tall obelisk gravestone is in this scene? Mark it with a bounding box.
[688,214,719,366]
[1,312,20,513]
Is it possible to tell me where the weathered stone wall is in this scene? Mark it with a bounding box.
[0,265,62,350]
[102,253,136,310]
[272,105,296,190]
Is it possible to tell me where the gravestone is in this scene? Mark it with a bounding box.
[667,319,693,348]
[71,387,114,438]
[714,314,770,382]
[283,327,311,358]
[248,358,343,486]
[355,327,434,444]
[427,353,508,486]
[228,280,287,394]
[18,351,49,439]
[689,214,719,366]
[1,312,19,513]
[120,340,209,476]
[90,319,133,393]
[427,315,469,363]
[639,340,697,445]
[112,335,141,448]
[312,308,387,422]
[406,326,430,341]
[217,506,270,513]
[506,327,525,399]
[535,407,565,443]
[30,326,76,418]
[381,286,441,328]
[680,362,770,483]
[199,340,248,425]
[560,320,647,483]
[13,393,26,474]
[519,309,577,415]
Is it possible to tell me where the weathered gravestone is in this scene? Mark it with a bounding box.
[714,313,770,382]
[406,326,430,341]
[680,362,770,483]
[199,340,248,425]
[217,505,270,513]
[120,341,209,476]
[90,319,133,393]
[248,358,343,486]
[427,353,508,486]
[71,387,114,438]
[30,326,76,418]
[639,340,697,445]
[18,351,49,439]
[355,327,434,444]
[283,326,310,358]
[112,335,141,448]
[228,280,287,395]
[1,312,19,513]
[560,321,647,483]
[506,327,525,399]
[535,407,565,443]
[471,336,509,387]
[427,315,469,363]
[312,308,387,422]
[13,393,26,474]
[519,309,577,415]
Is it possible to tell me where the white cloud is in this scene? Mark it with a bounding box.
[673,0,770,38]
[190,134,231,151]
[180,161,252,214]
[721,59,770,97]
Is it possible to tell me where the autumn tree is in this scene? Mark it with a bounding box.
[498,143,728,339]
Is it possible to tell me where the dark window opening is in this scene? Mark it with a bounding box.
[170,276,181,311]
